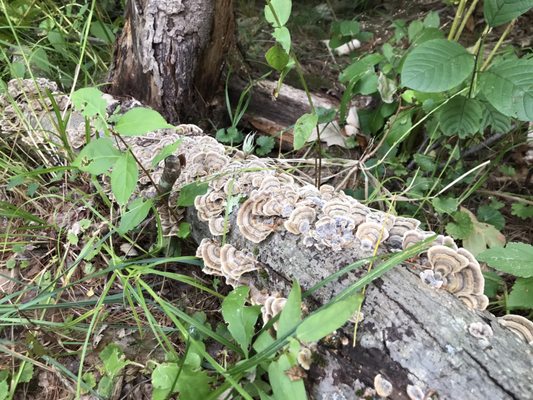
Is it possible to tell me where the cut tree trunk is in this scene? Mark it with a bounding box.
[107,0,234,124]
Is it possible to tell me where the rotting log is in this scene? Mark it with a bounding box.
[187,207,533,400]
[3,80,532,400]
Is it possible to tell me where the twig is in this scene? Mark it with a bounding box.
[477,189,533,206]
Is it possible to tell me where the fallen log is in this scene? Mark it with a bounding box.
[2,79,532,400]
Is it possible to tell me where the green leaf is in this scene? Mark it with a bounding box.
[296,294,363,342]
[111,151,138,206]
[424,11,440,28]
[460,208,505,256]
[483,271,504,297]
[118,198,153,234]
[265,0,292,27]
[481,103,512,133]
[273,26,291,53]
[256,136,276,156]
[266,45,290,72]
[152,363,211,400]
[354,71,378,95]
[432,197,458,214]
[90,20,115,44]
[511,203,533,219]
[73,137,121,175]
[445,210,474,239]
[177,182,209,207]
[277,281,302,338]
[0,380,8,400]
[177,222,191,238]
[71,87,107,119]
[507,277,533,309]
[386,109,413,146]
[484,0,533,27]
[339,54,383,83]
[407,20,424,42]
[438,96,483,138]
[99,344,128,378]
[19,363,33,383]
[334,20,360,36]
[268,354,307,400]
[401,39,474,92]
[413,153,435,172]
[151,139,182,167]
[97,375,113,398]
[114,107,173,136]
[293,113,318,150]
[478,242,533,278]
[477,204,505,230]
[216,127,243,144]
[479,59,533,121]
[221,286,261,356]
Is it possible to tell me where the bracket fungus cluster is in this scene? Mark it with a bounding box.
[418,244,489,310]
[195,239,259,287]
[498,314,533,345]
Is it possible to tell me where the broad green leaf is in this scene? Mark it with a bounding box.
[114,107,173,136]
[410,27,445,46]
[401,39,474,92]
[273,26,291,53]
[386,109,413,146]
[461,208,505,256]
[99,344,128,378]
[484,0,533,27]
[71,87,107,118]
[334,20,360,36]
[354,71,378,95]
[438,96,483,138]
[216,127,243,144]
[177,182,209,206]
[478,242,533,277]
[424,11,440,28]
[293,113,318,150]
[413,154,435,172]
[479,59,533,121]
[152,363,210,400]
[268,354,307,400]
[296,294,363,342]
[277,281,302,337]
[19,363,33,383]
[221,286,261,356]
[118,198,153,234]
[477,205,505,230]
[483,271,504,297]
[264,0,292,27]
[407,20,424,42]
[0,380,6,400]
[90,20,115,44]
[432,197,458,214]
[481,102,512,134]
[97,376,113,398]
[111,151,138,206]
[253,330,276,354]
[511,203,533,219]
[445,210,474,240]
[507,277,533,309]
[151,139,182,167]
[266,45,290,72]
[177,222,190,238]
[339,54,383,83]
[73,137,121,175]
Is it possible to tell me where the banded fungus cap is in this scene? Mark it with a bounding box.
[356,222,390,251]
[468,322,493,340]
[457,293,489,310]
[406,385,425,400]
[402,230,432,250]
[284,205,316,235]
[427,245,469,276]
[208,217,229,236]
[196,239,223,276]
[322,199,352,218]
[220,244,259,284]
[237,197,275,243]
[498,314,533,344]
[366,211,396,231]
[297,348,313,370]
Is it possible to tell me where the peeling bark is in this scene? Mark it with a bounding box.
[108,0,234,123]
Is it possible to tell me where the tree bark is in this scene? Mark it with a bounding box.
[107,0,234,124]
